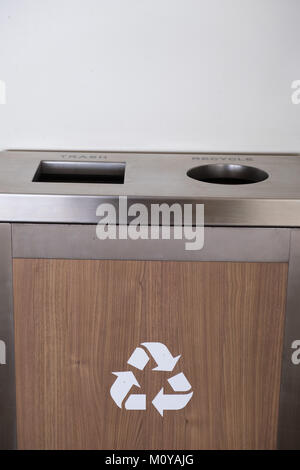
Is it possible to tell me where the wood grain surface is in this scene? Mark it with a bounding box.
[13,259,288,449]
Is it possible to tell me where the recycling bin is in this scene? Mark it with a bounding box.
[0,150,300,450]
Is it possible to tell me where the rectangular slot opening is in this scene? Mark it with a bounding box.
[33,160,126,184]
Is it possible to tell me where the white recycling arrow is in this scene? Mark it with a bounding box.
[125,394,146,410]
[152,388,193,417]
[168,372,191,392]
[141,342,181,371]
[110,371,140,408]
[127,347,150,370]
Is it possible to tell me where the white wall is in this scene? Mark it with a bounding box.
[0,0,299,153]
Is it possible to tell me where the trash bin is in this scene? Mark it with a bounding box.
[0,150,299,450]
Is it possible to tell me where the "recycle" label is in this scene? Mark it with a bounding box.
[110,342,193,416]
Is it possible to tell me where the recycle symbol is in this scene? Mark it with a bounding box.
[110,342,193,416]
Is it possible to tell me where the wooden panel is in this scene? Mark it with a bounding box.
[13,259,288,450]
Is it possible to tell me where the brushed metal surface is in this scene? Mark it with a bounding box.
[278,229,300,449]
[0,150,300,225]
[0,224,16,450]
[12,224,290,262]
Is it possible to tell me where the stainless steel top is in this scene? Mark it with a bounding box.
[0,150,300,226]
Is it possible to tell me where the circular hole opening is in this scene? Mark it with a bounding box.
[187,164,269,185]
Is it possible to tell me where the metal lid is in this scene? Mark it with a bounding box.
[0,150,300,226]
